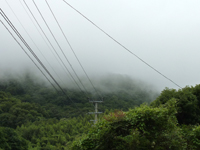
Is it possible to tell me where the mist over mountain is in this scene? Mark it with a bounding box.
[1,0,200,92]
[0,69,159,125]
[0,69,159,100]
[1,1,200,149]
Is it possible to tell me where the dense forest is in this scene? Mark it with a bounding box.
[3,72,200,149]
[0,72,158,150]
[72,85,200,150]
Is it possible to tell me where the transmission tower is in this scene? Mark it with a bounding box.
[88,99,103,124]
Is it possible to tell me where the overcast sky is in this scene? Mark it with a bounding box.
[1,0,200,92]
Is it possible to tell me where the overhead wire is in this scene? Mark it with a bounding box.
[0,9,62,93]
[1,3,98,119]
[32,0,89,96]
[45,0,103,100]
[62,0,182,89]
[0,18,58,92]
[5,0,65,86]
[2,0,183,131]
[0,9,81,110]
[22,0,85,94]
[18,0,70,85]
[60,1,186,132]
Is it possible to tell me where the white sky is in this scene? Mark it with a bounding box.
[1,0,200,92]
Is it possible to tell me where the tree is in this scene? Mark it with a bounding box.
[0,127,28,150]
[72,99,186,150]
[151,86,200,125]
[0,92,48,128]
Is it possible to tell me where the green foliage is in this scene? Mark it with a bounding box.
[0,73,160,150]
[181,125,200,150]
[0,91,48,128]
[0,73,158,118]
[3,73,200,149]
[72,99,187,150]
[16,117,92,150]
[151,86,200,125]
[0,126,28,150]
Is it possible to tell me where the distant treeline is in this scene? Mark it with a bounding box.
[0,72,158,150]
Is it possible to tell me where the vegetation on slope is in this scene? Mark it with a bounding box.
[0,73,158,150]
[3,72,200,149]
[72,84,200,150]
[151,85,200,125]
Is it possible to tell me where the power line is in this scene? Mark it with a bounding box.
[18,0,70,85]
[45,0,103,99]
[32,0,89,95]
[62,0,182,89]
[5,0,65,86]
[0,18,58,92]
[0,9,61,92]
[22,0,85,93]
[1,5,97,117]
[0,9,80,110]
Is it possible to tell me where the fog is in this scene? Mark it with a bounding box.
[1,0,200,92]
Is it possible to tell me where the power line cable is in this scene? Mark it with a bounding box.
[45,0,103,99]
[18,0,70,84]
[32,0,89,95]
[62,0,182,89]
[5,0,65,86]
[0,9,61,92]
[22,0,85,93]
[1,8,95,117]
[1,8,93,115]
[0,18,59,92]
[0,9,79,109]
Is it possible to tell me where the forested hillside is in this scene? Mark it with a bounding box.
[2,73,200,149]
[73,85,200,150]
[0,73,158,117]
[0,72,158,150]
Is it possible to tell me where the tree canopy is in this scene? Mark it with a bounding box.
[0,73,158,149]
[151,85,200,125]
